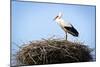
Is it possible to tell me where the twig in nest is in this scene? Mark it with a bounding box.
[28,53,37,64]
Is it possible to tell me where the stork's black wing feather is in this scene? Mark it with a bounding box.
[64,26,79,37]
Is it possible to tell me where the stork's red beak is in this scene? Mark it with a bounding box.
[53,16,59,20]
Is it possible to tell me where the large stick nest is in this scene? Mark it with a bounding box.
[16,39,93,66]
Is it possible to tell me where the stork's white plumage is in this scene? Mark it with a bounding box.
[54,12,79,40]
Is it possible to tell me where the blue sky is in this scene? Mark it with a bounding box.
[12,1,96,50]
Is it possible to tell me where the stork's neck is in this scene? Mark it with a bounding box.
[55,17,72,27]
[55,17,64,23]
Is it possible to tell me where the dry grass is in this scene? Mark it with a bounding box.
[14,39,93,66]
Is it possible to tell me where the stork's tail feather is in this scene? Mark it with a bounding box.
[64,26,79,37]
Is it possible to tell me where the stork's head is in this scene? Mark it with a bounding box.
[53,12,63,20]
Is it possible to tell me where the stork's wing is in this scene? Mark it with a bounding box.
[64,26,79,37]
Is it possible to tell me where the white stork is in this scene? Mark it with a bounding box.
[53,12,79,40]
